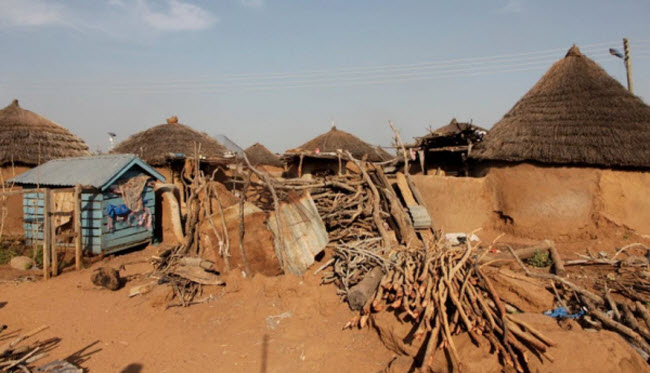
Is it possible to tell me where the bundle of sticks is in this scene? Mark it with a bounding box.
[346,241,556,372]
[0,325,71,373]
[502,243,650,361]
[241,151,555,370]
[149,244,224,308]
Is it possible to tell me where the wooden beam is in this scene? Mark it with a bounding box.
[50,189,58,277]
[74,185,82,271]
[42,190,50,280]
[395,173,417,206]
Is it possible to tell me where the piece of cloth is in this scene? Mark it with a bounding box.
[543,307,585,319]
[116,175,150,212]
[105,203,131,231]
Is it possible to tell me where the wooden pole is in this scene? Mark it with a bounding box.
[624,38,634,94]
[50,190,58,276]
[74,185,82,271]
[42,189,50,280]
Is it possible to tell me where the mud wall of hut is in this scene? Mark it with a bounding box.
[413,163,650,239]
[1,166,33,237]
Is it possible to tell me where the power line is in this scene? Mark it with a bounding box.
[4,41,646,92]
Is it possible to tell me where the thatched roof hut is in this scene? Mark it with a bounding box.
[112,116,229,166]
[412,118,486,149]
[286,126,393,162]
[244,143,283,167]
[0,99,90,167]
[472,45,650,169]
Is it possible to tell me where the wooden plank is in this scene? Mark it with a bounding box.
[102,230,151,251]
[51,187,76,194]
[405,174,427,207]
[25,230,44,240]
[23,198,44,207]
[103,226,150,240]
[42,189,50,280]
[81,193,102,201]
[24,206,45,215]
[74,185,82,271]
[0,188,45,197]
[395,173,417,206]
[80,210,103,219]
[50,189,58,277]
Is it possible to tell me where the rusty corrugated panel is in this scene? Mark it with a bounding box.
[267,191,328,275]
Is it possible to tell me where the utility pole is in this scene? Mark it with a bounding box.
[623,38,634,94]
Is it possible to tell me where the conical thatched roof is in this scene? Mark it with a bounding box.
[0,99,90,166]
[245,143,283,167]
[472,45,650,168]
[112,116,228,166]
[289,126,393,162]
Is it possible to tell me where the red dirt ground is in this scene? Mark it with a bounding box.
[0,246,394,372]
[3,232,650,372]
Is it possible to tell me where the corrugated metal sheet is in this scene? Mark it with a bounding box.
[10,154,165,189]
[267,192,328,275]
[214,134,244,155]
[408,205,432,229]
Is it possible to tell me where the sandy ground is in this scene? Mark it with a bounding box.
[0,246,395,373]
[3,232,650,372]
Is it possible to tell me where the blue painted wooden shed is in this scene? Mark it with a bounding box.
[11,154,165,254]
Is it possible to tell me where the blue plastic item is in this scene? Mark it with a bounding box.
[543,307,585,319]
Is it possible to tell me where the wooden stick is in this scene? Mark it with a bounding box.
[605,285,621,321]
[586,300,650,355]
[42,189,50,280]
[547,241,566,277]
[345,151,390,249]
[50,187,58,276]
[237,170,253,277]
[74,185,82,271]
[635,302,650,331]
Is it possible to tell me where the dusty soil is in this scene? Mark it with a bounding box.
[0,246,394,372]
[3,232,650,372]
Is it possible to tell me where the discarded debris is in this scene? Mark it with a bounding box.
[90,267,122,291]
[265,312,292,330]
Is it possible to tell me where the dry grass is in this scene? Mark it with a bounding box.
[472,45,650,168]
[0,99,90,167]
[112,117,228,166]
[244,142,283,167]
[286,126,392,162]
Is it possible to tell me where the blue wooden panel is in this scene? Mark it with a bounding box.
[103,230,151,250]
[82,236,102,245]
[24,206,45,215]
[81,201,102,210]
[25,230,44,240]
[81,193,102,201]
[81,210,104,219]
[81,228,103,237]
[103,225,151,240]
[23,199,44,207]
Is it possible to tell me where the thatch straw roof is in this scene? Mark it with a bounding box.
[0,99,90,166]
[472,45,650,168]
[411,118,486,149]
[287,126,393,162]
[112,116,229,166]
[245,143,283,167]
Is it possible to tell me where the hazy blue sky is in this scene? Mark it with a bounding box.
[1,0,649,153]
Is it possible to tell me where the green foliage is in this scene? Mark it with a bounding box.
[0,246,18,264]
[527,249,552,268]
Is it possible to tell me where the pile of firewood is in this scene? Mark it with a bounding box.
[350,241,557,371]
[148,244,224,308]
[241,151,557,370]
